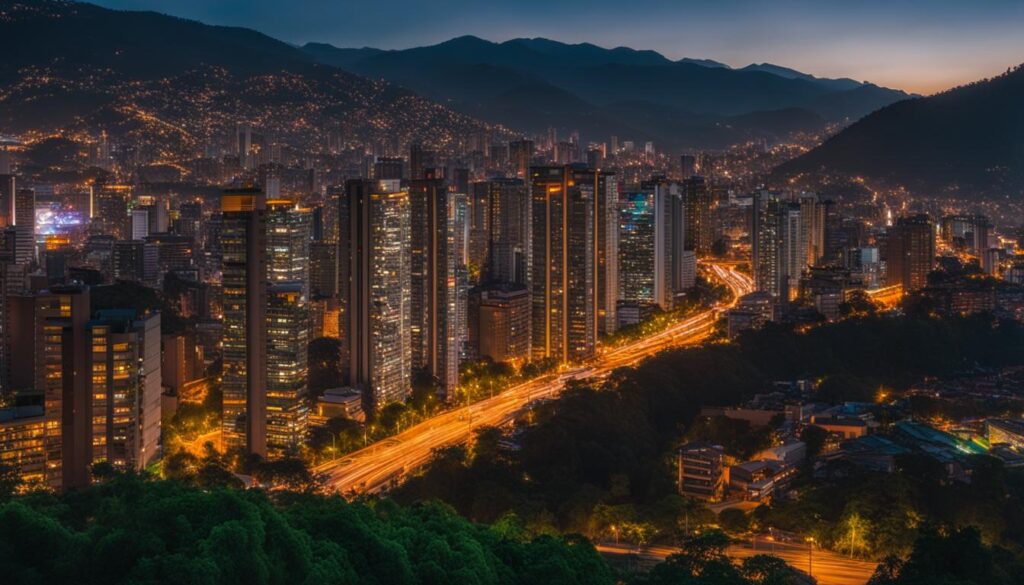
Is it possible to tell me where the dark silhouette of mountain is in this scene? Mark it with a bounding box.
[0,0,501,164]
[740,63,864,92]
[678,57,731,69]
[777,65,1024,194]
[303,36,910,150]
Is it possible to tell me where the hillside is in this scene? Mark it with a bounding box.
[0,0,502,172]
[304,36,910,150]
[777,65,1024,194]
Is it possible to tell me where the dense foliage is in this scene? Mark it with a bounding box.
[631,531,804,585]
[396,314,1024,542]
[759,454,1024,559]
[0,476,614,585]
[869,527,1024,585]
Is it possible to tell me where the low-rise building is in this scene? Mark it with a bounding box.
[677,442,725,501]
[728,459,797,501]
[314,387,365,424]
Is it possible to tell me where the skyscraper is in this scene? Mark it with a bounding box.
[619,180,689,310]
[13,188,34,266]
[409,175,460,398]
[886,215,935,291]
[340,179,411,412]
[36,286,91,491]
[265,199,311,455]
[221,187,268,457]
[266,283,309,455]
[86,310,162,473]
[682,177,713,255]
[752,191,785,299]
[530,165,613,363]
[509,139,534,179]
[595,169,619,335]
[92,183,131,240]
[798,192,826,266]
[374,157,404,181]
[310,241,339,298]
[467,181,491,280]
[266,199,312,299]
[482,178,529,285]
[0,174,14,227]
[409,144,435,181]
[618,191,657,304]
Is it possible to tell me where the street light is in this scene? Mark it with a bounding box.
[805,536,815,578]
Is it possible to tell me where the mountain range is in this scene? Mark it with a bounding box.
[303,36,912,150]
[0,0,501,175]
[778,65,1024,195]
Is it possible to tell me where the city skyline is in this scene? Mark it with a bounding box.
[91,0,1024,94]
[3,4,1024,583]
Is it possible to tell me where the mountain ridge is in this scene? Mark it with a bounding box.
[0,0,505,175]
[776,65,1024,194]
[303,36,911,150]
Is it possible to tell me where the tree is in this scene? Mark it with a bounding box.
[837,511,871,558]
[840,290,878,317]
[799,425,830,460]
[741,555,801,585]
[719,508,751,534]
[0,462,22,500]
[0,476,616,585]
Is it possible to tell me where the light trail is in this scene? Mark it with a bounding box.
[316,264,754,496]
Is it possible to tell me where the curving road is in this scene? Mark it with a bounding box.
[316,264,754,496]
[598,539,878,585]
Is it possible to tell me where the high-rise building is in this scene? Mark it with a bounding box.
[144,233,194,276]
[374,157,404,181]
[618,191,657,304]
[682,177,713,255]
[220,187,268,457]
[266,283,309,455]
[340,179,411,412]
[264,199,311,455]
[0,174,14,227]
[409,144,435,181]
[112,240,145,282]
[752,191,786,299]
[266,199,311,300]
[13,188,34,266]
[680,154,697,179]
[409,175,460,398]
[781,202,804,299]
[87,310,161,473]
[467,181,491,279]
[619,180,692,310]
[481,178,530,285]
[799,193,826,266]
[310,241,339,298]
[92,183,132,240]
[509,139,534,179]
[131,208,150,241]
[36,286,91,491]
[530,165,615,363]
[597,170,619,334]
[886,215,935,291]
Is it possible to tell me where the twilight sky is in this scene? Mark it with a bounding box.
[93,0,1024,95]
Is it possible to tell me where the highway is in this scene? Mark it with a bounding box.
[316,264,754,495]
[597,539,878,585]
